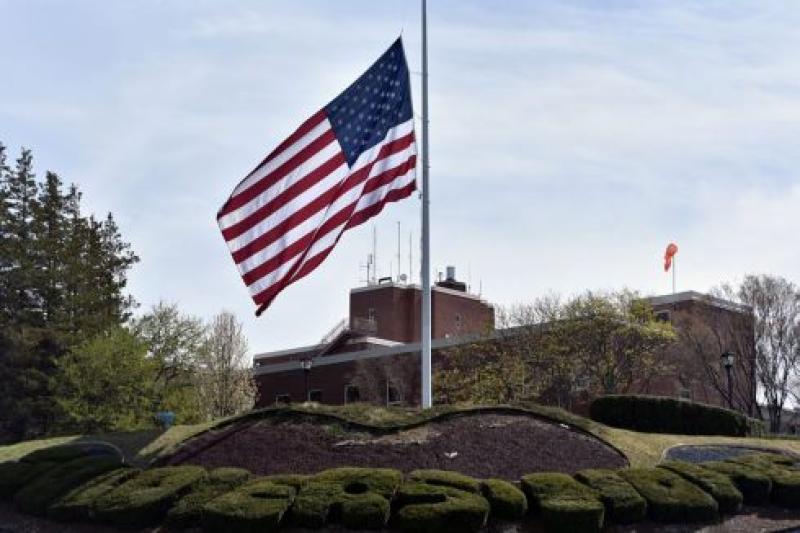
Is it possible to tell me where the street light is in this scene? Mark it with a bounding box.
[300,357,313,402]
[721,351,735,409]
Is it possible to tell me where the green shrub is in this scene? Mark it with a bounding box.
[47,467,139,522]
[166,467,251,529]
[408,469,480,493]
[521,472,604,533]
[574,468,646,524]
[291,467,401,529]
[659,461,742,513]
[94,465,207,527]
[202,478,296,533]
[394,481,490,533]
[728,452,796,469]
[701,461,771,505]
[20,442,124,465]
[261,474,310,490]
[0,461,56,500]
[480,479,527,519]
[589,395,762,436]
[768,468,800,509]
[13,455,123,516]
[618,468,717,523]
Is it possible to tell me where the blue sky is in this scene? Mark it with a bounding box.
[2,1,799,354]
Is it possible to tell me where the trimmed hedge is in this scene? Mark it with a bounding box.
[659,460,742,513]
[574,468,647,524]
[521,473,604,533]
[13,455,123,516]
[408,469,481,493]
[291,467,401,529]
[202,478,296,533]
[480,479,527,519]
[0,460,56,500]
[701,461,771,505]
[166,467,251,529]
[394,481,490,533]
[261,474,310,490]
[725,454,800,509]
[728,451,797,469]
[618,468,718,523]
[94,465,207,527]
[590,395,764,436]
[48,467,140,522]
[20,442,124,465]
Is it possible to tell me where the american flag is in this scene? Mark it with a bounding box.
[217,38,417,315]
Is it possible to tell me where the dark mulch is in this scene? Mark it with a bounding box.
[165,413,627,480]
[665,445,800,465]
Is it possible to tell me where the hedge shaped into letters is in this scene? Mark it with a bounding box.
[408,469,481,493]
[521,472,604,533]
[94,465,207,528]
[48,467,140,522]
[290,467,402,529]
[725,453,800,509]
[479,479,527,520]
[618,468,718,523]
[202,478,296,533]
[394,481,490,533]
[13,455,124,516]
[701,461,771,505]
[574,468,646,524]
[167,467,251,529]
[0,461,56,500]
[659,461,743,513]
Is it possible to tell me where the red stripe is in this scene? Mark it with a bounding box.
[244,160,416,291]
[252,179,417,308]
[222,151,346,241]
[218,128,336,218]
[228,133,416,264]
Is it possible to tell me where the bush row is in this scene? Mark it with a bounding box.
[2,444,799,532]
[589,395,765,436]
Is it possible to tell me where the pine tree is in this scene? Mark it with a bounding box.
[32,172,68,325]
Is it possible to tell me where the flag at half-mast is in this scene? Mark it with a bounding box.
[217,38,417,315]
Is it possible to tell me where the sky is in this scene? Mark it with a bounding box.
[1,1,799,355]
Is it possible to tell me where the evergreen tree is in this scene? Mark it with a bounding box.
[31,172,68,325]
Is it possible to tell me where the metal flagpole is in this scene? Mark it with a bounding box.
[672,256,676,295]
[420,0,432,409]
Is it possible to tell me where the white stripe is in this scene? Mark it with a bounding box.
[350,119,415,173]
[228,142,415,254]
[232,118,331,198]
[234,147,415,272]
[247,164,416,296]
[226,161,348,253]
[219,133,340,230]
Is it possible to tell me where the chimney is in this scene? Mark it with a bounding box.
[436,265,467,292]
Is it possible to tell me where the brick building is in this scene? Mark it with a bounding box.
[253,275,755,413]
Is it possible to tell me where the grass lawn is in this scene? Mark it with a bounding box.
[2,403,799,470]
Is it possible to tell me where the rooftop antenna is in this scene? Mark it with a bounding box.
[372,225,378,284]
[397,221,401,283]
[409,230,413,285]
[359,253,374,285]
[468,262,472,293]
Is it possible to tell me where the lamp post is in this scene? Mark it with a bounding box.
[721,351,735,409]
[300,357,313,402]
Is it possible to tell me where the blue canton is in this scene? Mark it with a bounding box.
[325,38,414,168]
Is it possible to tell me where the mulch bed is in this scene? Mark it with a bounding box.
[164,413,627,479]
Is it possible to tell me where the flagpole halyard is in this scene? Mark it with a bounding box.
[420,0,433,409]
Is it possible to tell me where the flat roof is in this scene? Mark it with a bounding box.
[645,291,752,314]
[350,281,492,304]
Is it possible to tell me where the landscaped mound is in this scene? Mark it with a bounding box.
[162,408,627,479]
[2,446,799,532]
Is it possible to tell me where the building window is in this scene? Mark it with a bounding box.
[368,308,376,322]
[678,387,691,400]
[275,394,291,405]
[308,389,323,402]
[655,310,671,323]
[387,384,402,405]
[345,384,360,404]
[455,313,463,330]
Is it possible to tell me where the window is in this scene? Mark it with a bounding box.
[678,387,691,400]
[655,310,671,323]
[368,308,376,322]
[387,385,402,405]
[275,394,291,405]
[455,313,463,330]
[308,389,323,402]
[345,384,360,404]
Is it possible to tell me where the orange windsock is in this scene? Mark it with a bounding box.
[664,243,678,272]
